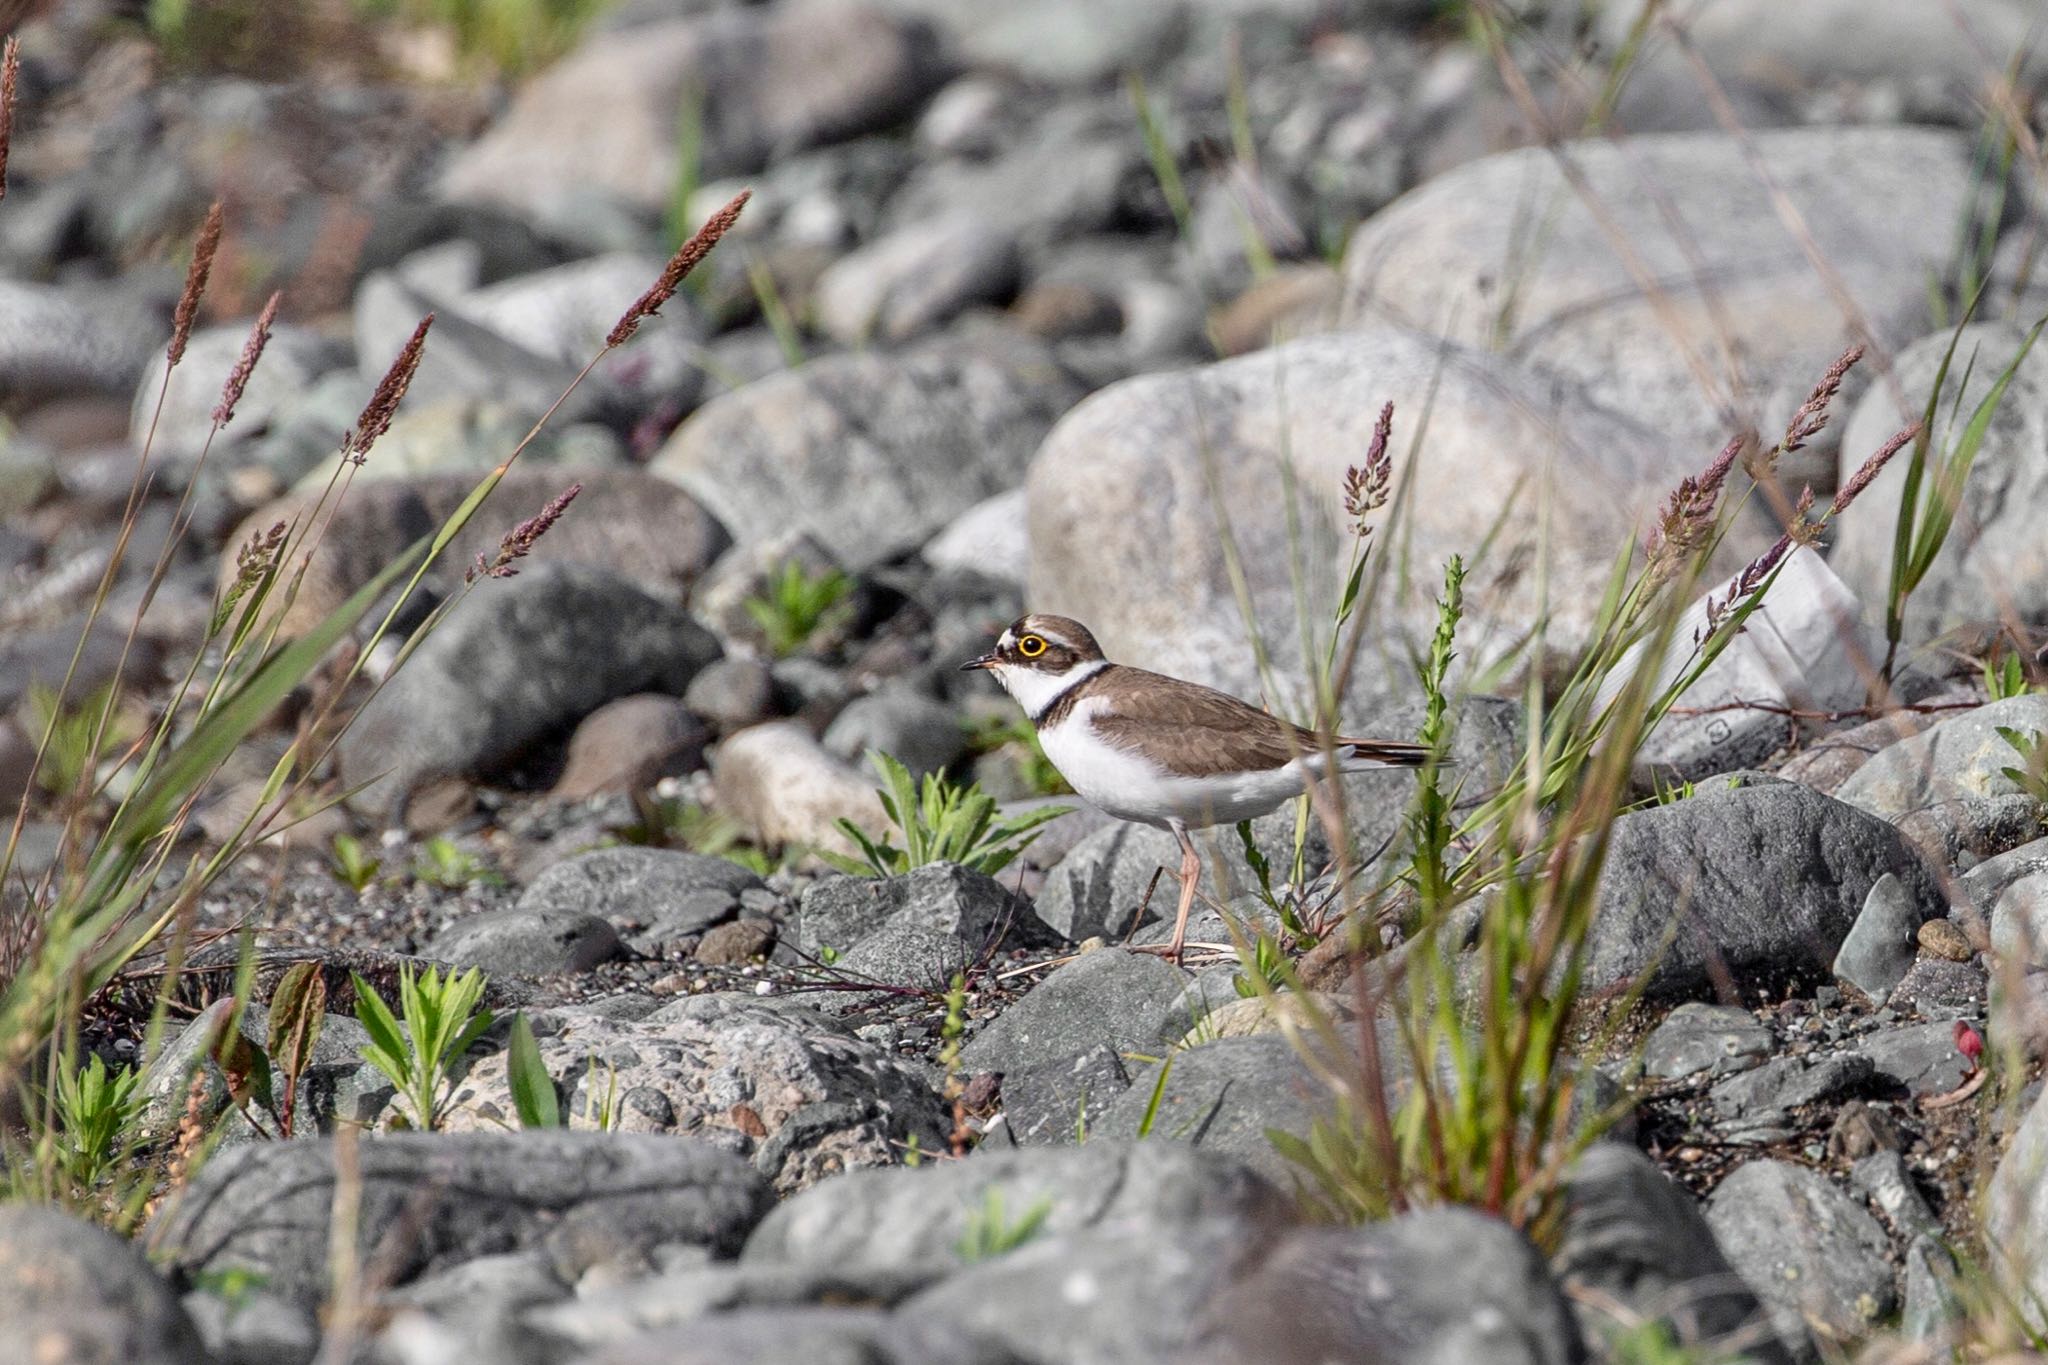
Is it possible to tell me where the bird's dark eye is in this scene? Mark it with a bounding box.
[1017,634,1047,658]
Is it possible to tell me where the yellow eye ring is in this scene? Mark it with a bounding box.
[1017,635,1047,658]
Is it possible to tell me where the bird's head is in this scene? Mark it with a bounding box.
[960,614,1107,713]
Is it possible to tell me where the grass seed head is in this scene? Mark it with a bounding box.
[169,202,225,368]
[468,482,582,583]
[607,189,750,348]
[0,37,18,203]
[212,291,281,428]
[343,312,433,465]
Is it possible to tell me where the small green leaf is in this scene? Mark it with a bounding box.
[506,1013,561,1129]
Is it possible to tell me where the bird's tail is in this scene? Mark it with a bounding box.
[1338,738,1435,769]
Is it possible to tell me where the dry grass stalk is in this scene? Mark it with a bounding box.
[212,291,282,427]
[148,1069,212,1219]
[168,203,225,368]
[0,37,18,203]
[606,189,751,347]
[343,312,433,465]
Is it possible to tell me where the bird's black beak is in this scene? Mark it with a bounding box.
[959,652,997,672]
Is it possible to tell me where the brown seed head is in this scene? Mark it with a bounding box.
[607,189,750,349]
[343,312,433,465]
[212,291,281,428]
[468,482,583,583]
[0,37,19,204]
[1343,401,1395,534]
[1781,344,1864,454]
[1828,419,1920,517]
[169,202,225,368]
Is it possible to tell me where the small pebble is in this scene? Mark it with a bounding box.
[1917,920,1973,962]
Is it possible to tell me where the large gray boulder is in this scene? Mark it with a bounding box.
[1584,781,1943,1001]
[339,562,720,820]
[1987,1083,2048,1326]
[1025,327,1722,719]
[1705,1159,1894,1358]
[149,1132,770,1310]
[1835,694,2048,823]
[1339,127,1972,455]
[1832,324,2048,646]
[657,328,1083,571]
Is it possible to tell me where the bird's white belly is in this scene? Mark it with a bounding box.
[1039,717,1316,829]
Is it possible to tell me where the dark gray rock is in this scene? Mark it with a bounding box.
[830,922,978,998]
[1833,872,1922,1001]
[1855,1021,1975,1096]
[184,1285,317,1365]
[815,211,1022,346]
[573,1306,1026,1365]
[519,847,767,957]
[0,1204,210,1365]
[428,904,625,976]
[1585,782,1942,1001]
[1704,1159,1894,1356]
[797,863,1051,959]
[1850,1150,1942,1243]
[1189,1208,1585,1365]
[0,279,166,399]
[655,328,1084,572]
[906,1216,1266,1365]
[743,1141,1289,1275]
[821,684,969,781]
[1710,1053,1874,1136]
[1901,1234,1962,1347]
[1088,1034,1320,1183]
[1556,1144,1792,1363]
[138,997,389,1145]
[1887,957,1987,1022]
[684,656,779,734]
[1642,1003,1774,1081]
[339,563,721,821]
[958,947,1188,1076]
[986,1043,1130,1146]
[150,1132,769,1310]
[1895,794,2046,872]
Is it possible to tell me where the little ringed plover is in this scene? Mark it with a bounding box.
[962,613,1428,960]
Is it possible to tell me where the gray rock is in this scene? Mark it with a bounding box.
[1988,1083,2048,1323]
[987,1043,1129,1146]
[684,657,779,734]
[355,272,588,420]
[520,847,766,956]
[134,320,350,461]
[428,904,625,976]
[0,1204,210,1365]
[1994,871,2048,967]
[149,1131,768,1311]
[1833,323,2048,643]
[1960,836,2048,917]
[1027,326,1710,720]
[439,995,947,1191]
[1710,1054,1873,1139]
[924,489,1031,585]
[574,1306,1026,1365]
[1836,694,2048,822]
[0,279,166,399]
[1704,1160,1894,1356]
[137,997,388,1145]
[1855,1021,1975,1097]
[1340,127,1970,457]
[219,469,730,640]
[829,922,978,998]
[1834,873,1922,1001]
[379,1250,565,1360]
[1189,1208,1586,1365]
[1900,1234,1962,1348]
[185,1286,317,1365]
[713,722,888,857]
[798,863,1050,959]
[905,1217,1263,1365]
[657,328,1083,571]
[1895,794,2046,872]
[551,693,710,800]
[339,563,720,821]
[1642,1002,1774,1081]
[526,1263,946,1353]
[958,947,1189,1076]
[442,4,949,213]
[1557,1144,1792,1363]
[889,102,1148,251]
[814,211,1021,345]
[744,1141,1288,1275]
[1886,956,1987,1023]
[1850,1150,1942,1244]
[821,684,969,781]
[1585,782,1942,1001]
[1088,1034,1320,1183]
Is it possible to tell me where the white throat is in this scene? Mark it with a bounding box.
[992,658,1107,723]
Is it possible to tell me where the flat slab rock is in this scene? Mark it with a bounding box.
[148,1131,770,1310]
[437,993,949,1191]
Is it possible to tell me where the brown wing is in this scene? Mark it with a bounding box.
[1082,668,1318,777]
[1072,668,1432,777]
